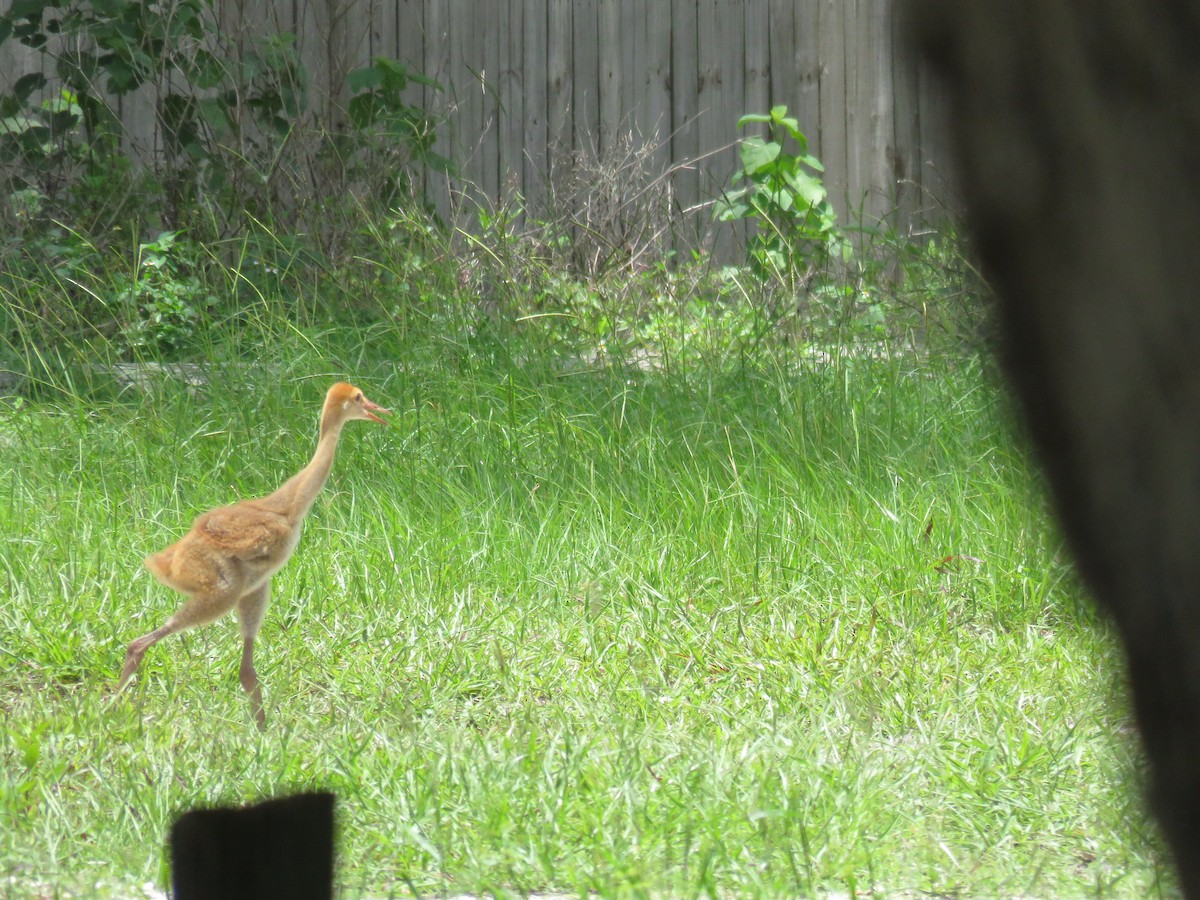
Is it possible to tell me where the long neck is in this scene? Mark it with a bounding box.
[267,407,346,521]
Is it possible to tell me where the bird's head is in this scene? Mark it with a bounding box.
[323,382,391,429]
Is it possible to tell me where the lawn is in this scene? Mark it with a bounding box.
[0,317,1174,897]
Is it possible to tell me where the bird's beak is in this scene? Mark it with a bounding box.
[363,397,391,424]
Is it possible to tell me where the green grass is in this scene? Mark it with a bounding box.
[0,317,1174,897]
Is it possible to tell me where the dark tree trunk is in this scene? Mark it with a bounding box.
[904,0,1200,893]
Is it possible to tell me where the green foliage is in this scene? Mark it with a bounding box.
[0,0,451,363]
[341,56,450,206]
[111,231,215,357]
[157,30,310,228]
[0,0,446,244]
[717,105,849,284]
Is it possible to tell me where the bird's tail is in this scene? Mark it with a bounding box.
[144,547,176,585]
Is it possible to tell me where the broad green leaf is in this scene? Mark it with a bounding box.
[0,114,43,136]
[716,198,752,222]
[798,151,824,172]
[198,96,230,133]
[5,0,51,21]
[770,107,802,137]
[190,50,228,90]
[738,137,780,173]
[13,72,46,101]
[347,66,383,94]
[784,169,828,207]
[409,71,444,91]
[56,50,101,90]
[736,112,773,128]
[348,93,382,128]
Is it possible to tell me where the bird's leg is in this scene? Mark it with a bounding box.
[237,583,272,730]
[117,622,178,693]
[240,635,266,730]
[117,581,241,697]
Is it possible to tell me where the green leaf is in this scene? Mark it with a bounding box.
[103,58,139,93]
[198,95,231,133]
[784,169,828,207]
[735,112,772,128]
[189,50,228,90]
[13,72,46,101]
[348,93,382,128]
[408,71,444,91]
[17,27,47,50]
[5,0,51,22]
[56,49,101,90]
[347,65,383,94]
[716,200,753,222]
[738,137,780,174]
[0,114,44,136]
[42,90,81,117]
[770,106,802,139]
[797,151,824,173]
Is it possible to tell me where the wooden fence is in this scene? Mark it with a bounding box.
[1,0,955,247]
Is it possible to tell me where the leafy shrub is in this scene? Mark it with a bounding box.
[0,0,451,357]
[0,0,446,245]
[340,57,451,209]
[716,105,848,286]
[112,231,215,358]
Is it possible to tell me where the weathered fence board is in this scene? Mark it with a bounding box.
[0,0,953,241]
[817,0,849,218]
[521,0,549,207]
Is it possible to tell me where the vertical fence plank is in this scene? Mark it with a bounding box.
[500,0,525,205]
[890,0,922,234]
[792,0,822,151]
[697,0,745,257]
[478,0,504,205]
[767,0,795,111]
[863,0,894,224]
[446,0,482,215]
[296,0,332,121]
[737,0,770,258]
[670,0,702,240]
[599,0,623,155]
[116,90,158,166]
[423,0,452,221]
[523,0,549,214]
[695,0,722,190]
[643,1,672,159]
[818,0,849,216]
[546,0,573,178]
[744,0,770,129]
[394,0,427,150]
[572,0,600,161]
[846,0,894,227]
[917,58,955,213]
[622,0,640,140]
[368,0,394,59]
[0,27,45,95]
[335,0,370,111]
[396,0,424,69]
[846,0,867,217]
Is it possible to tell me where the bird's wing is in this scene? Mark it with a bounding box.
[192,503,292,561]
